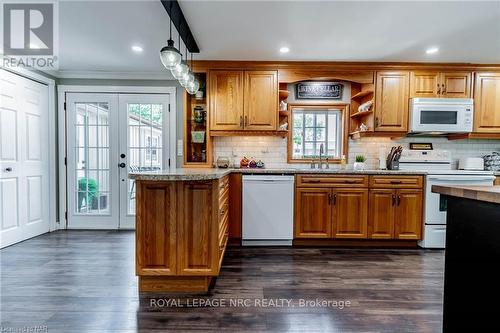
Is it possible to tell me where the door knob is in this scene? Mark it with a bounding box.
[120,153,126,158]
[4,167,12,172]
[119,162,126,168]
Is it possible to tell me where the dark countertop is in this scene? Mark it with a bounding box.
[432,185,500,205]
[129,168,427,181]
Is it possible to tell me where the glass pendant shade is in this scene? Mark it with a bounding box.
[159,40,182,69]
[179,71,194,87]
[170,61,188,80]
[186,79,200,94]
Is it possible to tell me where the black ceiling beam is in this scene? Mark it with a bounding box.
[160,0,199,53]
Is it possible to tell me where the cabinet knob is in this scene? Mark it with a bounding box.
[442,83,446,94]
[437,84,441,95]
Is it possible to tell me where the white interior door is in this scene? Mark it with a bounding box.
[0,69,50,248]
[118,94,170,229]
[66,93,120,229]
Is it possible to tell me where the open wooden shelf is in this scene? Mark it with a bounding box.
[351,90,374,99]
[279,89,289,100]
[350,109,373,119]
[211,130,288,138]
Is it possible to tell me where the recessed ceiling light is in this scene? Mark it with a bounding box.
[279,47,290,54]
[131,45,143,53]
[426,47,439,54]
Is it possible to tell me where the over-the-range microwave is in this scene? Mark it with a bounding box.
[409,98,473,134]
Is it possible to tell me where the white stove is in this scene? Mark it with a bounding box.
[399,150,495,249]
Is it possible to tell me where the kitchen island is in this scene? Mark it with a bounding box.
[431,185,500,332]
[130,168,426,292]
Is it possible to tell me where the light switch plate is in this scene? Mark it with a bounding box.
[177,139,183,156]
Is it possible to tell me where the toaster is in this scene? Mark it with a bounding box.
[458,157,484,170]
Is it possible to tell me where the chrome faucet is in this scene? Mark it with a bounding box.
[319,144,324,169]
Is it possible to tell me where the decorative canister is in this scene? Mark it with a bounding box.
[216,156,230,168]
[483,152,500,171]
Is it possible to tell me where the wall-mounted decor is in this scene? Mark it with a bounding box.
[296,82,343,99]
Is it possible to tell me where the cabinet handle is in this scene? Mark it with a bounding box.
[437,84,441,95]
[239,116,243,128]
[244,115,248,127]
[328,193,332,205]
[442,83,446,94]
[397,195,401,206]
[308,179,321,183]
[390,180,402,184]
[375,117,379,128]
[392,194,396,206]
[344,180,357,184]
[333,193,337,205]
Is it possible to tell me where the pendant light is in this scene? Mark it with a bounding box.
[178,45,194,87]
[159,3,181,69]
[186,53,200,94]
[171,25,189,79]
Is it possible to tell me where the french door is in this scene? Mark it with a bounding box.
[0,69,50,248]
[66,93,170,229]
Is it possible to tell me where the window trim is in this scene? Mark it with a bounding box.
[287,103,349,164]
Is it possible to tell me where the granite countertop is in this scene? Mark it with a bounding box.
[432,185,500,205]
[129,168,427,181]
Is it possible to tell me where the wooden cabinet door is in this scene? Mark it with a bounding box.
[332,189,368,239]
[209,70,244,130]
[243,70,278,130]
[177,181,219,275]
[394,189,423,240]
[136,182,177,275]
[294,188,332,238]
[474,72,500,133]
[441,72,471,98]
[410,71,440,98]
[368,189,395,239]
[375,71,410,132]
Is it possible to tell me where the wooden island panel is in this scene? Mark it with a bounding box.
[136,176,229,292]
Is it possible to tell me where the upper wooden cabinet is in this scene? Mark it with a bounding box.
[374,71,410,132]
[209,70,278,132]
[473,72,500,133]
[244,71,278,130]
[410,71,471,98]
[209,70,244,131]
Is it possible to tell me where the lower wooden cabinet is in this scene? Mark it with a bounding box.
[368,189,395,239]
[332,189,368,239]
[294,188,332,238]
[294,186,368,239]
[295,174,424,241]
[368,188,423,240]
[394,189,423,240]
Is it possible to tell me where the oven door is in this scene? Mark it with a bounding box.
[425,175,495,224]
[410,104,471,133]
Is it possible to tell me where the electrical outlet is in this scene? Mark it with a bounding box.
[177,139,183,156]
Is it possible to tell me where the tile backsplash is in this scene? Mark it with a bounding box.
[214,136,500,169]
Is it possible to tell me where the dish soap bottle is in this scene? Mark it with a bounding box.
[340,155,347,170]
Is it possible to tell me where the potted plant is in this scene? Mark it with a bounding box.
[353,155,366,171]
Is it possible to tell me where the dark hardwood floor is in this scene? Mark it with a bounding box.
[0,231,444,332]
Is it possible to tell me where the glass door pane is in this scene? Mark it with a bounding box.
[67,93,119,229]
[119,94,170,229]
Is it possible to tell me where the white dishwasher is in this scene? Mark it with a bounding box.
[242,175,294,246]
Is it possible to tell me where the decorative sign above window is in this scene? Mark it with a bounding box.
[296,82,343,99]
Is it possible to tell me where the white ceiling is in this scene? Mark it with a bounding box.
[56,0,500,77]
